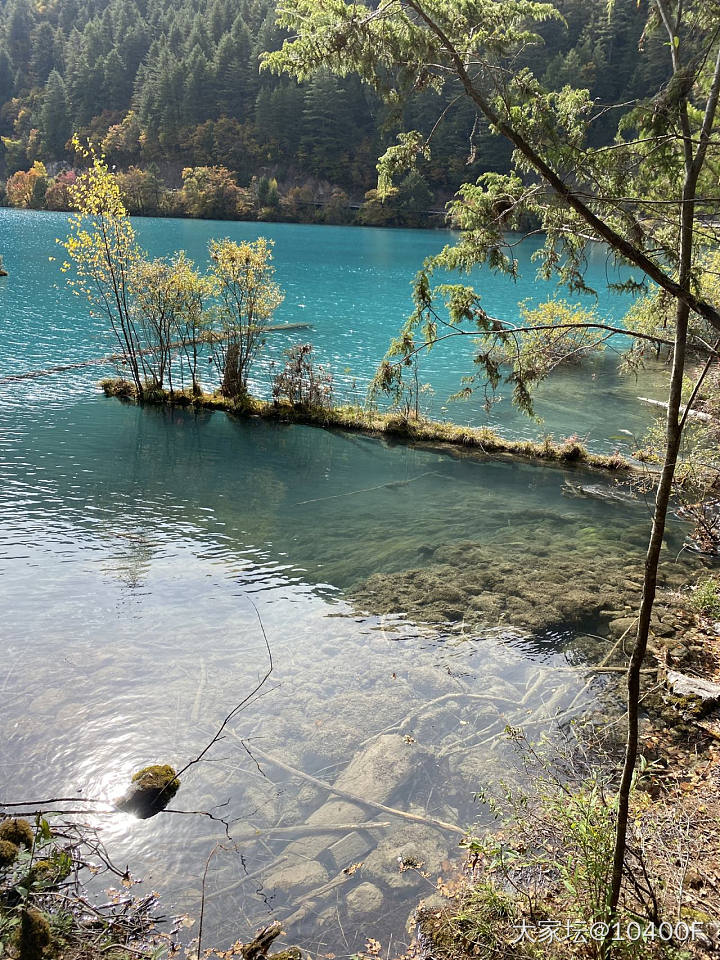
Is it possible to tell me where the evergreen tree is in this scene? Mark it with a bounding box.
[6,0,33,80]
[40,70,71,155]
[29,22,57,86]
[183,46,212,126]
[0,50,14,107]
[0,0,680,206]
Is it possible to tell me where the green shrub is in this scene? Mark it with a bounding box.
[690,577,720,617]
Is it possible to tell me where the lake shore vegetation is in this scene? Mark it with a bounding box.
[98,373,633,474]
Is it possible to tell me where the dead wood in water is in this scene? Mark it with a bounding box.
[0,324,311,384]
[234,735,466,836]
[638,395,716,423]
[239,922,284,960]
[280,869,354,930]
[231,819,391,840]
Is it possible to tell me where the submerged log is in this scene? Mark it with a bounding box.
[0,324,312,384]
[242,736,464,838]
[638,395,715,423]
[562,479,637,503]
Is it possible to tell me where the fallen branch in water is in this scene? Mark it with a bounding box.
[584,666,657,674]
[203,854,289,902]
[233,736,466,836]
[398,691,518,731]
[295,470,440,504]
[438,717,507,759]
[560,619,639,720]
[638,396,716,423]
[280,869,354,930]
[225,819,391,841]
[355,690,521,748]
[0,325,312,384]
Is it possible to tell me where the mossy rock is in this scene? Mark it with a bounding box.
[16,908,52,960]
[116,764,180,819]
[0,839,20,867]
[0,818,35,849]
[25,852,72,888]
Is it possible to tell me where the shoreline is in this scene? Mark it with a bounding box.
[0,201,450,232]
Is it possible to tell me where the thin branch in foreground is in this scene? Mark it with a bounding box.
[197,842,222,960]
[172,596,274,784]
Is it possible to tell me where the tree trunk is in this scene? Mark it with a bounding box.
[605,122,696,953]
[605,328,685,923]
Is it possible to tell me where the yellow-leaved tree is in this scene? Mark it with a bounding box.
[61,140,146,396]
[209,237,284,400]
[61,141,239,400]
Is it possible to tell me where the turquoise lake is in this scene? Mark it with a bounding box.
[0,210,696,955]
[0,208,667,448]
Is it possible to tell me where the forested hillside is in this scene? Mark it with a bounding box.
[0,0,669,223]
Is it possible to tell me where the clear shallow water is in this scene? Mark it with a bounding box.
[0,397,698,953]
[0,208,668,451]
[0,211,696,956]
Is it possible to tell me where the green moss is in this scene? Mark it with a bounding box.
[130,763,179,790]
[416,883,527,960]
[0,838,20,867]
[117,764,180,819]
[100,378,137,400]
[0,818,35,849]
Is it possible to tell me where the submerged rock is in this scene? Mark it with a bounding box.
[264,859,328,896]
[345,881,383,919]
[335,734,432,803]
[116,764,180,819]
[362,823,449,890]
[352,525,689,640]
[327,830,373,869]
